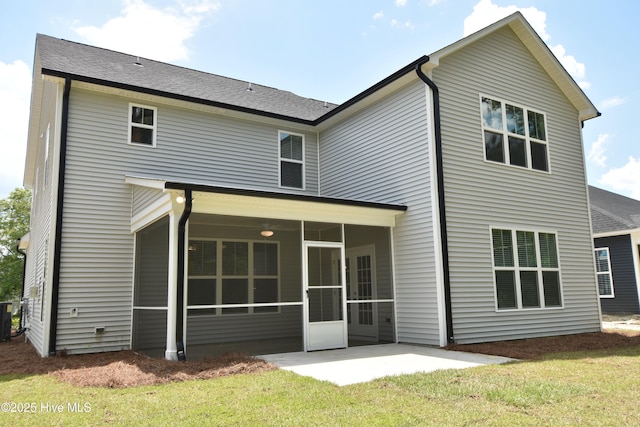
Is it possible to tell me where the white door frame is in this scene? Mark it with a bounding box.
[303,240,348,351]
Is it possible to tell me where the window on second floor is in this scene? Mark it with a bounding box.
[594,248,614,298]
[129,103,157,146]
[279,131,304,189]
[491,228,563,310]
[481,96,549,172]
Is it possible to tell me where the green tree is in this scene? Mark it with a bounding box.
[0,188,31,301]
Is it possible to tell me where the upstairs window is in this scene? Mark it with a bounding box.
[481,96,549,172]
[279,131,304,189]
[594,248,614,298]
[491,228,562,310]
[129,104,157,146]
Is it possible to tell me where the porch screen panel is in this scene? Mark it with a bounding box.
[222,242,249,314]
[134,216,169,307]
[187,240,217,315]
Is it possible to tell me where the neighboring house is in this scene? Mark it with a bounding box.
[20,12,602,360]
[589,186,640,314]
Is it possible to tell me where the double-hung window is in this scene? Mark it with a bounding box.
[594,248,614,297]
[188,239,279,315]
[279,131,304,189]
[481,96,549,171]
[129,103,157,146]
[491,228,562,310]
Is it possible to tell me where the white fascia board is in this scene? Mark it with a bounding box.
[18,232,30,250]
[192,191,403,227]
[130,194,173,233]
[126,176,405,228]
[124,175,167,189]
[593,228,640,239]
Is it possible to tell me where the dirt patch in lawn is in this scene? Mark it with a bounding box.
[3,326,640,388]
[0,337,275,388]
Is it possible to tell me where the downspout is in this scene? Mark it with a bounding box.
[15,240,27,336]
[415,60,455,344]
[49,76,71,356]
[176,189,192,361]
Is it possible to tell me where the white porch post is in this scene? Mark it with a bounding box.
[165,210,179,360]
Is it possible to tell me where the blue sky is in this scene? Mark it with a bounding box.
[1,0,638,200]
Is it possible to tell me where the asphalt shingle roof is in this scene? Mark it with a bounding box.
[589,186,640,234]
[36,34,338,122]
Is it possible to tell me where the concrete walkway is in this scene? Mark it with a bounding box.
[261,343,515,386]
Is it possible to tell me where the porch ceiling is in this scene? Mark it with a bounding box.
[187,189,404,227]
[127,176,406,229]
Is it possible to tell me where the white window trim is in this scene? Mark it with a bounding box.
[594,247,615,298]
[187,238,281,316]
[479,95,551,173]
[128,103,157,147]
[278,130,305,190]
[490,227,564,312]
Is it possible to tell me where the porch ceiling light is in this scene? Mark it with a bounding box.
[176,195,185,204]
[260,230,274,237]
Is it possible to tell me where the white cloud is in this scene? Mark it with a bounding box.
[464,0,589,88]
[549,44,588,87]
[74,0,220,62]
[395,0,408,6]
[0,60,31,198]
[391,19,415,30]
[599,96,625,110]
[599,156,640,201]
[587,134,610,168]
[464,0,548,40]
[578,81,591,90]
[373,10,385,20]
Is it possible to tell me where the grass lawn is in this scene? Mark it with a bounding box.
[2,345,640,426]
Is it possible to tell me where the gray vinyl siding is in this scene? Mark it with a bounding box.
[433,26,601,343]
[596,235,640,314]
[320,81,440,345]
[55,87,317,354]
[23,80,61,356]
[132,186,164,218]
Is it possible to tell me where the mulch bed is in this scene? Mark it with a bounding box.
[3,328,640,388]
[0,337,275,388]
[447,328,640,359]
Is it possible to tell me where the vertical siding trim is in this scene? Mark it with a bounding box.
[424,83,447,347]
[316,131,321,196]
[415,64,454,344]
[48,77,71,356]
[389,227,400,343]
[584,152,603,324]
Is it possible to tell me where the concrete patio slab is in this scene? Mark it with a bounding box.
[261,343,515,386]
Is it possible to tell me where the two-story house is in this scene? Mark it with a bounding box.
[20,12,602,360]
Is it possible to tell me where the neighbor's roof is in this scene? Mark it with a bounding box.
[589,186,640,235]
[35,33,338,123]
